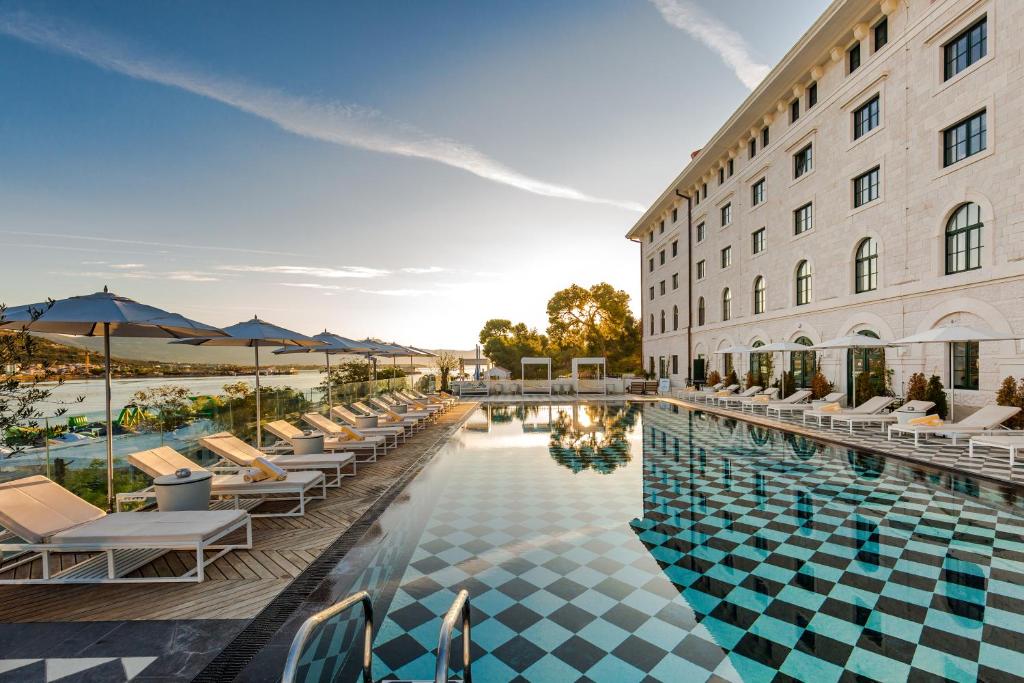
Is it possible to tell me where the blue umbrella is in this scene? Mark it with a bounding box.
[175,317,318,446]
[0,288,226,510]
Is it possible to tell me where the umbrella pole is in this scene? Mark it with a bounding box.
[325,352,333,414]
[104,324,114,512]
[254,343,262,447]
[949,341,955,420]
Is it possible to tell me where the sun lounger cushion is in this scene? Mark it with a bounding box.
[272,452,355,468]
[0,476,106,544]
[129,447,204,477]
[214,470,322,492]
[50,510,246,545]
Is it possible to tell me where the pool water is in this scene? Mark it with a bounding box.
[309,402,1024,682]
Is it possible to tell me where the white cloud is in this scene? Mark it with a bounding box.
[401,266,447,274]
[0,229,299,256]
[649,0,771,90]
[219,265,388,279]
[0,11,645,212]
[109,263,144,269]
[54,269,220,282]
[357,288,431,297]
[279,282,342,290]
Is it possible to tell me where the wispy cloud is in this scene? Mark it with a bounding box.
[55,269,221,282]
[109,263,144,269]
[357,288,431,297]
[279,282,342,290]
[220,265,388,279]
[0,230,299,256]
[0,10,644,212]
[401,266,447,275]
[649,0,770,90]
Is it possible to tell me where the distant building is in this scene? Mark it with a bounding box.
[484,367,512,380]
[627,0,1024,414]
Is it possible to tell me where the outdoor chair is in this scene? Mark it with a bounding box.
[326,407,407,444]
[826,400,935,433]
[265,419,387,463]
[200,432,355,488]
[888,405,1022,446]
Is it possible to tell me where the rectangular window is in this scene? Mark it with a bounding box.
[672,355,679,375]
[727,159,734,177]
[702,183,707,199]
[953,341,980,390]
[853,166,880,207]
[794,203,813,234]
[660,280,666,295]
[848,42,861,73]
[659,249,665,265]
[696,222,706,242]
[853,96,880,139]
[790,99,800,123]
[752,228,765,254]
[696,260,706,280]
[748,137,757,158]
[944,17,987,81]
[671,240,678,257]
[793,144,813,178]
[943,110,986,167]
[718,168,725,185]
[807,82,817,108]
[648,258,654,272]
[721,246,732,269]
[649,286,654,301]
[751,178,765,206]
[874,17,888,51]
[672,208,678,223]
[720,203,732,226]
[672,273,678,290]
[762,126,770,147]
[659,220,665,234]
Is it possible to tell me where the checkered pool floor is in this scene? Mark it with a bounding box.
[299,402,1024,682]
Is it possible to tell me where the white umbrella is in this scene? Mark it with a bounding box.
[713,345,753,382]
[893,324,1020,417]
[811,334,897,407]
[757,341,813,398]
[0,288,226,510]
[274,332,376,414]
[176,317,319,446]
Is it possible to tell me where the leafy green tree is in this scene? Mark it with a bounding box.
[478,319,546,379]
[905,372,928,403]
[810,372,833,399]
[925,375,948,419]
[545,283,640,374]
[432,351,461,391]
[996,376,1024,430]
[132,384,194,433]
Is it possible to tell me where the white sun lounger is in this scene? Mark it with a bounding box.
[385,392,442,415]
[0,475,251,584]
[395,390,447,413]
[888,405,1022,446]
[968,434,1024,467]
[200,432,355,488]
[318,410,405,446]
[755,390,812,414]
[401,389,453,410]
[716,386,762,407]
[696,384,739,403]
[827,400,935,433]
[351,402,425,431]
[367,396,434,421]
[738,388,780,411]
[767,391,848,418]
[799,395,893,428]
[119,446,325,517]
[265,419,387,464]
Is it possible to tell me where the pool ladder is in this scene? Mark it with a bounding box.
[281,588,473,683]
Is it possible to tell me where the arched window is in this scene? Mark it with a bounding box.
[796,260,812,305]
[698,297,706,326]
[660,310,666,334]
[790,336,816,388]
[946,203,982,274]
[672,305,679,331]
[753,276,766,314]
[649,314,654,335]
[855,238,878,293]
[722,289,732,321]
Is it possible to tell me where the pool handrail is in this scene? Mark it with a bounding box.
[280,590,374,683]
[434,589,472,683]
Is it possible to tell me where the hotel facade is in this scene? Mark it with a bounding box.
[627,0,1024,417]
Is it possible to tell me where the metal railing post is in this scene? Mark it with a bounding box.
[280,590,374,683]
[434,589,472,683]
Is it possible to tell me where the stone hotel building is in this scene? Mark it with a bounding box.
[627,0,1024,417]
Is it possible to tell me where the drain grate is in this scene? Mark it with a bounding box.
[191,410,475,682]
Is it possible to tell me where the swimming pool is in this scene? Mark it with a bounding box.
[289,401,1024,682]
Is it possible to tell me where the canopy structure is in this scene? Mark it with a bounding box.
[572,357,607,395]
[521,357,552,395]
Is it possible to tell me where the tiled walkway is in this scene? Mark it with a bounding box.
[665,395,1024,491]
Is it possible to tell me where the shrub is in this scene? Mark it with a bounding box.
[809,372,833,399]
[725,370,739,388]
[745,370,757,389]
[925,374,948,419]
[1016,378,1024,431]
[905,372,928,403]
[706,370,722,386]
[996,376,1024,430]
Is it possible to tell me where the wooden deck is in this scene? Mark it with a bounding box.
[0,402,477,622]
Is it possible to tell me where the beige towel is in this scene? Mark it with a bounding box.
[820,402,842,413]
[242,467,268,483]
[753,395,770,403]
[340,425,365,441]
[910,414,943,426]
[253,457,287,481]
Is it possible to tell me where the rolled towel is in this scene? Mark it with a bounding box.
[716,390,732,397]
[753,395,770,403]
[820,402,842,413]
[340,425,365,441]
[253,456,288,481]
[909,414,943,426]
[242,467,268,483]
[386,410,404,422]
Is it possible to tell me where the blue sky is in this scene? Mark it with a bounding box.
[0,1,828,347]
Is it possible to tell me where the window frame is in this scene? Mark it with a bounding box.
[952,341,980,390]
[853,96,880,140]
[944,17,987,81]
[672,240,678,257]
[795,260,812,306]
[720,245,732,269]
[721,203,732,227]
[853,166,880,208]
[761,126,770,147]
[748,137,757,159]
[696,222,706,243]
[874,17,888,51]
[943,110,986,167]
[945,202,983,274]
[794,202,813,235]
[752,227,766,255]
[753,276,766,315]
[848,42,861,73]
[807,82,818,109]
[793,144,813,179]
[721,288,732,322]
[696,259,706,280]
[697,297,706,326]
[855,237,878,293]
[751,178,765,206]
[790,99,800,123]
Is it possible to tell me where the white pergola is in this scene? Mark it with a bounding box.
[572,357,607,395]
[521,357,553,395]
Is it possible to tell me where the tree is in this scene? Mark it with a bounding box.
[925,374,948,419]
[132,384,194,433]
[810,372,833,399]
[433,351,461,391]
[478,319,546,378]
[906,372,928,403]
[996,376,1024,430]
[545,283,640,374]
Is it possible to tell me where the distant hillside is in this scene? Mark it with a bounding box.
[36,334,316,367]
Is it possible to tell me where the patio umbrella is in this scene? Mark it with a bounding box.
[893,324,1020,418]
[811,334,896,407]
[713,344,753,379]
[175,317,319,446]
[757,341,813,399]
[0,288,226,510]
[273,332,375,414]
